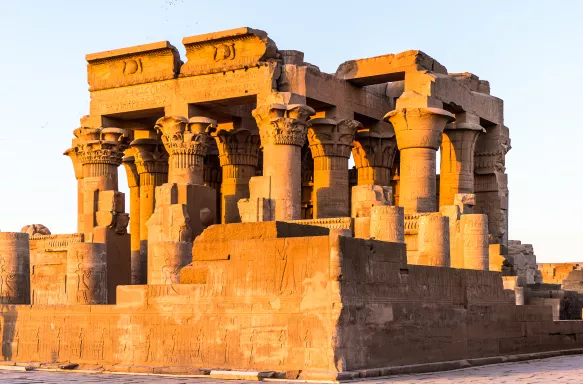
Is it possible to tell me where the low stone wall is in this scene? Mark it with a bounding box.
[0,223,582,378]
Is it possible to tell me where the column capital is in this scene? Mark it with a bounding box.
[155,115,217,158]
[352,128,397,170]
[130,138,169,175]
[384,107,454,150]
[307,118,360,158]
[252,103,315,146]
[66,127,128,167]
[122,148,140,188]
[213,124,260,167]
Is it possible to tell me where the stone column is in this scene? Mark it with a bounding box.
[461,214,489,270]
[307,118,360,218]
[66,242,107,304]
[213,123,260,223]
[352,126,397,187]
[63,147,84,233]
[417,213,450,267]
[156,116,216,185]
[385,108,454,213]
[370,206,404,243]
[122,149,141,285]
[130,137,168,284]
[252,103,315,221]
[0,233,30,304]
[69,127,128,232]
[439,113,485,207]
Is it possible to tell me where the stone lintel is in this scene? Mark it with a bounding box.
[180,27,278,77]
[86,41,180,92]
[335,50,448,86]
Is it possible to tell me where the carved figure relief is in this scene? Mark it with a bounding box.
[213,43,235,61]
[123,59,143,75]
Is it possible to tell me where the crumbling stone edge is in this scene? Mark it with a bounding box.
[1,348,582,382]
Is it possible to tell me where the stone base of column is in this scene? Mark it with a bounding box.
[0,232,30,304]
[417,213,450,267]
[370,206,405,243]
[66,242,107,304]
[351,185,392,218]
[461,214,489,270]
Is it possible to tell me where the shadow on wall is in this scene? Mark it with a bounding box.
[0,302,17,361]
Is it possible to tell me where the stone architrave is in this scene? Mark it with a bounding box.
[385,108,454,213]
[0,233,30,304]
[66,242,107,304]
[155,116,217,185]
[439,113,485,207]
[213,122,260,223]
[351,124,397,187]
[251,101,315,221]
[461,214,489,270]
[307,118,360,218]
[417,213,450,267]
[370,206,404,243]
[130,137,168,284]
[122,149,141,285]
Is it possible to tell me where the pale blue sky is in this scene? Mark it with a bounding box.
[1,0,581,262]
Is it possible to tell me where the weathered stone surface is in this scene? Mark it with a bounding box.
[0,233,30,304]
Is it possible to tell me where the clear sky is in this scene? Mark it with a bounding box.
[1,0,581,262]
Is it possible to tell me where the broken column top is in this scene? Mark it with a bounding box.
[335,50,448,86]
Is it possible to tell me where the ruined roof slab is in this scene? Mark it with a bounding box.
[180,27,278,77]
[86,41,180,91]
[335,50,448,86]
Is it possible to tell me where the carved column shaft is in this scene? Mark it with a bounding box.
[253,103,315,221]
[308,118,359,218]
[0,233,30,304]
[122,152,141,285]
[214,127,260,224]
[439,121,484,207]
[64,148,84,233]
[386,107,454,214]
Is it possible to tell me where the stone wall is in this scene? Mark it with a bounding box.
[1,223,583,377]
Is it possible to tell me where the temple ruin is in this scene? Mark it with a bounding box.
[0,27,582,379]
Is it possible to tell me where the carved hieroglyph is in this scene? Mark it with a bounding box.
[0,233,30,304]
[417,213,450,267]
[307,118,360,218]
[66,242,107,304]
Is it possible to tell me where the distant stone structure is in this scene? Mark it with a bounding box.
[0,27,580,379]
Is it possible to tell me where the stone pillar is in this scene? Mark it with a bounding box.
[307,118,360,218]
[352,126,397,187]
[439,113,485,207]
[461,214,489,270]
[385,108,454,213]
[66,242,107,304]
[68,127,128,232]
[370,206,404,243]
[0,233,30,304]
[63,147,84,233]
[417,213,450,267]
[252,103,315,220]
[156,116,216,185]
[130,137,168,284]
[213,122,260,223]
[122,149,141,285]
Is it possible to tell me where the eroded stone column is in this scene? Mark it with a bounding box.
[63,147,84,233]
[352,125,397,187]
[0,233,30,304]
[66,242,107,304]
[370,206,404,243]
[122,149,141,285]
[307,118,360,218]
[439,113,485,207]
[156,116,216,185]
[417,213,450,267]
[386,108,454,213]
[130,137,168,284]
[461,214,489,270]
[213,122,260,223]
[252,103,315,220]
